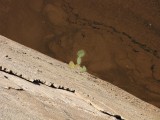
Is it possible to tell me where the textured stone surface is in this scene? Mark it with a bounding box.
[0,36,160,120]
[0,0,160,108]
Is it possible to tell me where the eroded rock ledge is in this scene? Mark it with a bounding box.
[0,35,160,120]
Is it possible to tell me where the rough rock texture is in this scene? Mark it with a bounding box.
[0,0,160,108]
[0,36,160,119]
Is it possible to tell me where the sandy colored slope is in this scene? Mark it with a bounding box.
[0,35,160,119]
[0,0,160,108]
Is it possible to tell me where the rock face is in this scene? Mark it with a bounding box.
[0,36,160,119]
[0,0,160,108]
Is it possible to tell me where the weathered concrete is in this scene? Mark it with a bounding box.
[0,35,160,120]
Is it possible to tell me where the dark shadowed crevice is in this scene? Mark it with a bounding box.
[0,65,124,119]
[100,110,124,120]
[0,65,75,93]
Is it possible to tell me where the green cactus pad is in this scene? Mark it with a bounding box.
[77,57,82,65]
[80,66,87,72]
[77,49,85,58]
